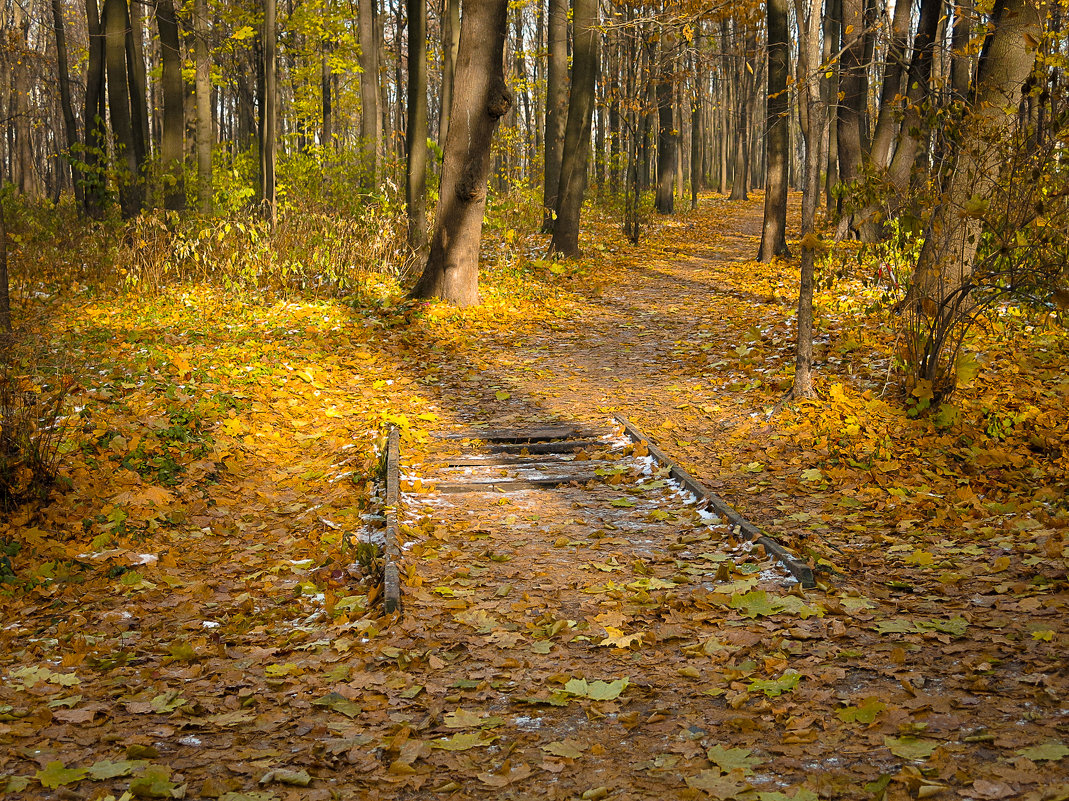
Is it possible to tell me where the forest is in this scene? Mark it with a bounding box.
[0,0,1067,797]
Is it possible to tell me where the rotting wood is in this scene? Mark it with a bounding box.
[383,426,402,614]
[434,425,587,442]
[431,474,603,493]
[487,438,604,454]
[614,415,816,588]
[433,455,618,468]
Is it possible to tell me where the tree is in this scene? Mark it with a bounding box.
[358,0,381,187]
[905,0,1043,394]
[550,0,598,256]
[757,0,791,260]
[156,0,185,211]
[83,0,108,218]
[439,0,460,147]
[406,0,429,247]
[51,0,82,207]
[103,0,143,217]
[195,0,213,214]
[654,34,677,215]
[261,0,277,224]
[541,0,567,231]
[409,0,511,306]
[789,0,826,400]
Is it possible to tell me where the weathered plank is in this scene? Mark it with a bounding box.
[382,427,402,614]
[614,415,816,588]
[431,474,603,493]
[485,439,604,454]
[434,426,584,442]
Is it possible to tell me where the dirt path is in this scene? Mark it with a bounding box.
[0,195,1065,801]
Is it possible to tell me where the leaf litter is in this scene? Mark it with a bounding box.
[0,196,1064,799]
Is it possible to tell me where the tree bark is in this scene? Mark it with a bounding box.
[758,0,791,260]
[126,0,150,171]
[867,0,913,171]
[655,36,676,215]
[156,0,185,210]
[950,0,976,100]
[439,0,460,147]
[0,157,10,333]
[83,0,108,217]
[791,0,826,400]
[550,0,598,256]
[104,0,142,217]
[260,0,277,223]
[835,0,866,208]
[195,0,213,213]
[910,0,1042,310]
[52,0,83,206]
[406,0,428,246]
[359,0,381,186]
[409,0,511,306]
[541,0,567,231]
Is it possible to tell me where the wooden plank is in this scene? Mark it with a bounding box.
[485,439,605,454]
[433,456,619,469]
[433,426,584,442]
[431,474,603,493]
[614,415,816,588]
[382,427,402,614]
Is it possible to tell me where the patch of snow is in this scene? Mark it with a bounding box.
[513,716,542,730]
[201,621,220,629]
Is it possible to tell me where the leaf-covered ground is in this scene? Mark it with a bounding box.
[1,195,1066,801]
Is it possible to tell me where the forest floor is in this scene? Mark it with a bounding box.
[0,194,1066,801]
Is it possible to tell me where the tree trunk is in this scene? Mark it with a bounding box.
[52,0,83,205]
[83,0,108,217]
[835,0,866,213]
[322,45,333,150]
[690,51,701,210]
[655,37,676,215]
[156,0,185,210]
[0,157,10,333]
[758,0,791,260]
[104,0,142,217]
[195,0,213,213]
[950,0,975,100]
[406,0,428,246]
[126,0,150,170]
[550,0,598,256]
[261,0,276,223]
[867,0,913,171]
[359,0,381,186]
[439,0,460,147]
[910,0,1041,311]
[409,0,511,306]
[541,0,567,231]
[792,0,825,400]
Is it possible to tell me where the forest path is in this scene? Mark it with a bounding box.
[1,193,1064,801]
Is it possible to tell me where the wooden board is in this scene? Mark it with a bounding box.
[614,415,816,588]
[382,427,402,614]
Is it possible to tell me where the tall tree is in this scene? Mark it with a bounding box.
[439,0,460,146]
[51,0,82,206]
[358,0,381,186]
[261,0,277,224]
[409,0,511,305]
[0,158,10,333]
[654,34,676,215]
[909,0,1042,314]
[758,0,791,260]
[195,0,213,213]
[834,0,866,229]
[406,0,428,246]
[103,0,142,217]
[790,0,825,400]
[83,0,108,217]
[541,0,567,231]
[156,0,185,211]
[550,0,598,256]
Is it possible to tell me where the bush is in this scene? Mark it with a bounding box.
[0,336,73,508]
